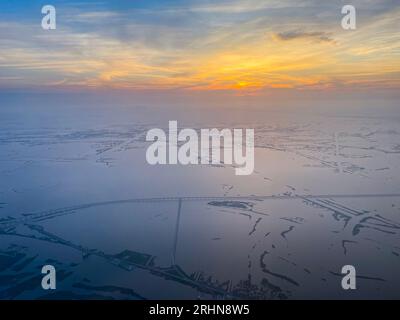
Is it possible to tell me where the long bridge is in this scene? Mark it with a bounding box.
[1,192,400,228]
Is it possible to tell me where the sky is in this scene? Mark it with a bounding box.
[0,0,399,105]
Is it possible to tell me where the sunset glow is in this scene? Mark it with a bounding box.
[0,0,399,95]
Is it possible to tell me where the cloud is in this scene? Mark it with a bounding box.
[66,11,122,23]
[273,31,335,43]
[185,0,308,14]
[0,1,398,92]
